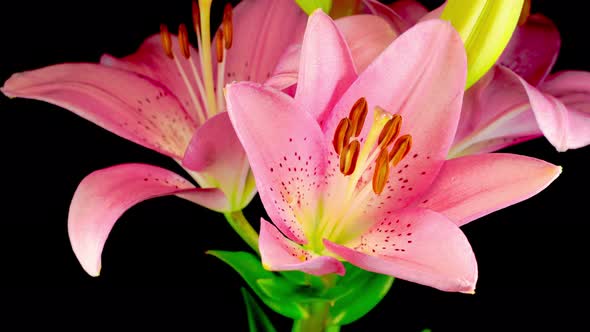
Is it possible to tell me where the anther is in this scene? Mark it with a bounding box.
[340,140,360,176]
[160,24,173,59]
[333,118,353,155]
[348,97,368,136]
[192,0,201,33]
[378,114,402,149]
[216,28,225,63]
[372,149,390,195]
[178,24,191,59]
[518,0,531,26]
[222,3,233,49]
[389,135,412,167]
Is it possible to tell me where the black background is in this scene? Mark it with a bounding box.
[1,1,589,331]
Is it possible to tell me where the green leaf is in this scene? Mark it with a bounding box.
[329,265,395,326]
[241,288,278,332]
[256,278,328,303]
[441,0,524,88]
[208,250,309,319]
[295,0,332,15]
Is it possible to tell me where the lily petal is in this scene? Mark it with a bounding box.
[335,14,398,73]
[363,0,410,33]
[419,153,561,226]
[182,112,253,210]
[450,66,542,157]
[540,71,590,150]
[226,0,307,83]
[225,82,329,244]
[325,19,467,208]
[387,0,428,26]
[265,44,301,92]
[517,74,570,151]
[1,63,196,159]
[260,219,345,276]
[325,208,477,293]
[68,163,228,277]
[295,10,357,123]
[499,14,561,86]
[267,14,397,92]
[100,34,204,124]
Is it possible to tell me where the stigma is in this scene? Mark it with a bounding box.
[332,97,413,195]
[159,1,234,124]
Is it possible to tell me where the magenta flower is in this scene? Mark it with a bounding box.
[1,0,306,276]
[225,11,560,292]
[451,12,590,156]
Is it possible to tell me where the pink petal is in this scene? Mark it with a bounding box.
[450,66,542,157]
[225,0,307,83]
[225,82,329,244]
[68,163,229,276]
[387,0,429,26]
[518,81,569,151]
[335,14,398,73]
[259,219,345,276]
[264,44,301,92]
[295,10,357,123]
[324,19,467,209]
[182,112,254,210]
[419,153,561,227]
[325,208,477,293]
[540,71,590,150]
[266,14,397,92]
[499,14,561,86]
[362,0,410,33]
[1,63,197,159]
[101,34,204,124]
[456,65,586,153]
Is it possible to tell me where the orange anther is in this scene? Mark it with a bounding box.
[178,23,191,59]
[160,24,173,59]
[349,97,368,136]
[340,140,361,176]
[389,134,412,167]
[372,149,390,195]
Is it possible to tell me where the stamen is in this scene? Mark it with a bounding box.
[339,140,360,176]
[222,3,233,49]
[160,24,173,59]
[178,24,191,59]
[377,114,402,149]
[389,134,412,166]
[333,118,353,155]
[349,97,368,137]
[197,0,218,115]
[216,28,225,63]
[518,0,531,26]
[192,0,201,33]
[372,149,390,195]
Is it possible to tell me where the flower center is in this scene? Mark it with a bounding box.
[313,98,413,249]
[159,0,233,124]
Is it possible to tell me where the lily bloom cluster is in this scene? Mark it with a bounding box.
[1,0,585,318]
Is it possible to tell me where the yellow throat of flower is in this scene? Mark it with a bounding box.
[307,98,414,252]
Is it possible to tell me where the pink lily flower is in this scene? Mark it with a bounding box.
[1,0,306,276]
[450,12,590,156]
[281,1,590,157]
[225,11,560,292]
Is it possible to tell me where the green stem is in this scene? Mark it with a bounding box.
[292,275,341,332]
[223,210,259,254]
[292,302,340,332]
